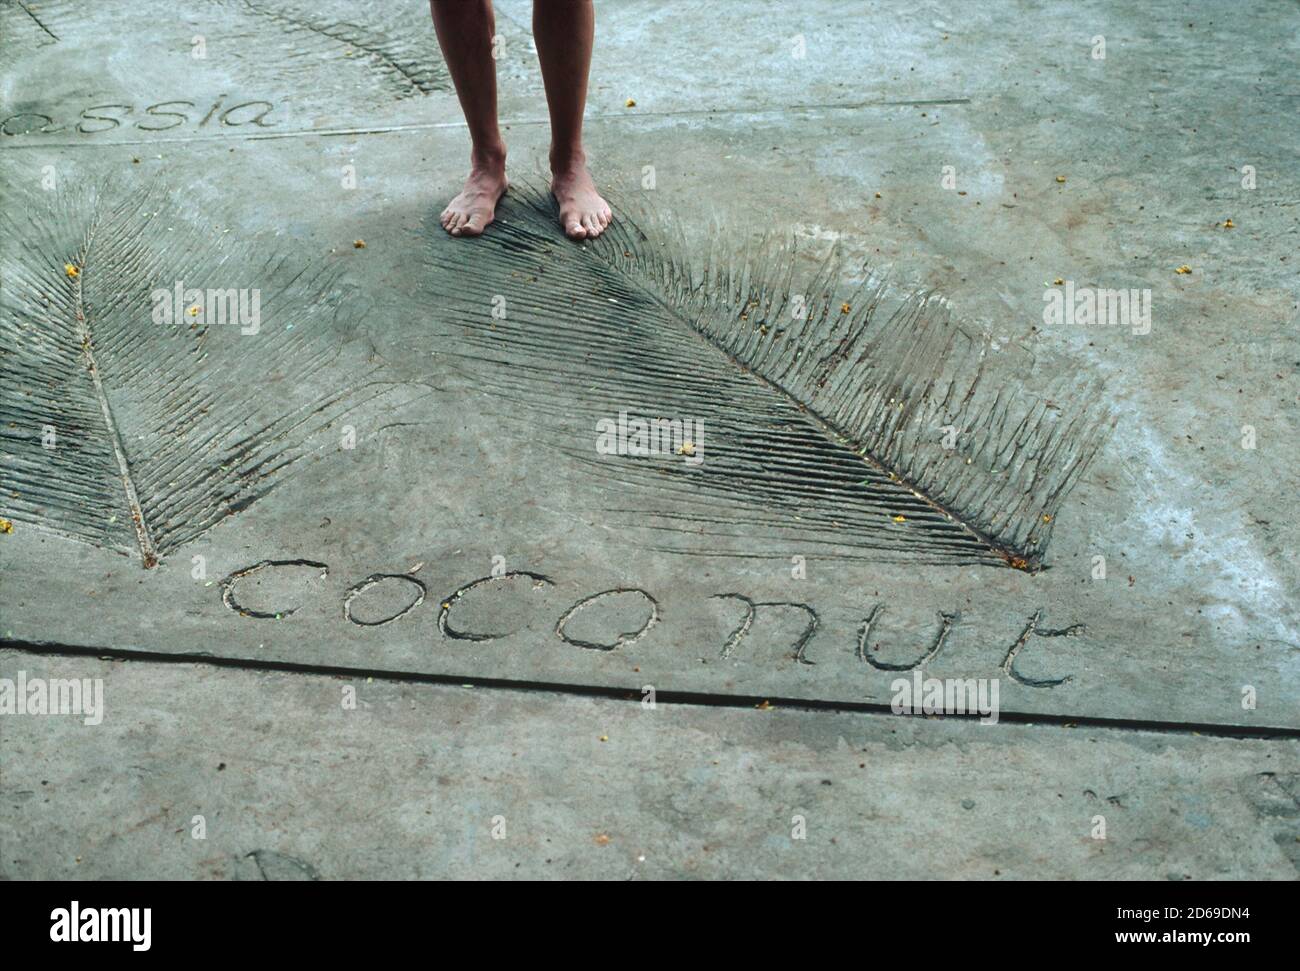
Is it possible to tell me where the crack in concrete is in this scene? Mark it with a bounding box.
[3,638,1297,742]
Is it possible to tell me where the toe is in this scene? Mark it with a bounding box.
[448,213,465,236]
[565,215,587,239]
[461,213,484,237]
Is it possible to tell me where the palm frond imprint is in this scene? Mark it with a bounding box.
[0,182,397,567]
[0,0,72,48]
[422,188,1113,571]
[208,0,449,99]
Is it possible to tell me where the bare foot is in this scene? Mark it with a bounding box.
[440,148,508,237]
[551,154,612,240]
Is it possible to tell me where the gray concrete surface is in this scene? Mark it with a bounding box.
[4,650,1298,879]
[1,0,1297,878]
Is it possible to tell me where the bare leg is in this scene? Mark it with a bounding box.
[533,0,612,239]
[430,0,508,236]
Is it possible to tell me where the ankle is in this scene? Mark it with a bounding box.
[549,146,587,175]
[471,142,507,171]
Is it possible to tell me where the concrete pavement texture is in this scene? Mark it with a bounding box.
[4,651,1298,880]
[1,0,1297,878]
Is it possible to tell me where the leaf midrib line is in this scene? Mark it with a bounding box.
[12,0,58,40]
[71,218,159,567]
[582,240,1032,570]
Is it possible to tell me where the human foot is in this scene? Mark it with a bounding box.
[440,149,508,237]
[551,155,612,240]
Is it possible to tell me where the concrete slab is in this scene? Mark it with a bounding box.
[1,0,1297,877]
[2,650,1297,879]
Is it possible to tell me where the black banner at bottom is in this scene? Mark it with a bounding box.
[0,879,1283,955]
